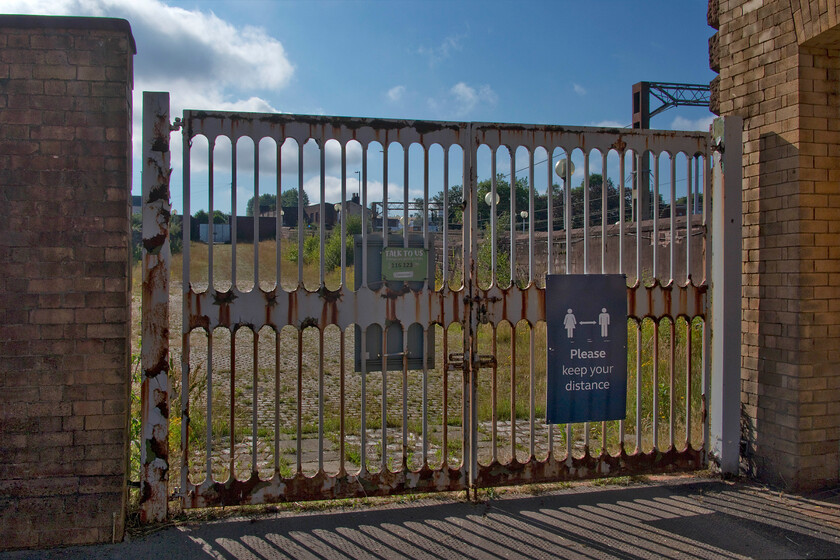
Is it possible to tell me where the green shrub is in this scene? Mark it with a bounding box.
[289,217,361,272]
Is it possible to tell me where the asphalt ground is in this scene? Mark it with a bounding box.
[3,476,840,559]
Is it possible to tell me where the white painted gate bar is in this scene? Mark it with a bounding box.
[138,94,742,517]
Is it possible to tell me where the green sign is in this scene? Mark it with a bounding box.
[381,247,427,281]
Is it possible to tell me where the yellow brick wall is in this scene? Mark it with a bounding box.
[713,0,840,489]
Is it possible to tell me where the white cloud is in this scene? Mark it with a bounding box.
[387,85,406,102]
[18,0,294,120]
[589,120,629,129]
[670,115,715,131]
[573,83,587,96]
[447,82,498,117]
[6,0,294,91]
[418,33,465,67]
[5,0,296,202]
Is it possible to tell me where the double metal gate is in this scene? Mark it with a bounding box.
[140,92,738,521]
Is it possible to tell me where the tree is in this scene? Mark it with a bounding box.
[245,193,277,217]
[562,174,633,229]
[280,188,309,208]
[476,174,530,230]
[193,209,228,224]
[430,184,463,229]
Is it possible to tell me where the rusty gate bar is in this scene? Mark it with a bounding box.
[138,104,731,513]
[139,92,172,522]
[468,122,710,488]
[175,113,471,508]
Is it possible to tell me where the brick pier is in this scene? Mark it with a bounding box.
[0,16,135,549]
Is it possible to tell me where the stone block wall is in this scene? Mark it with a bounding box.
[0,15,135,549]
[711,0,840,489]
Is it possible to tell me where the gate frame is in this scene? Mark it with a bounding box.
[138,92,744,519]
[709,116,743,475]
[139,92,173,523]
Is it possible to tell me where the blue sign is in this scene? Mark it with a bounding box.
[546,274,627,424]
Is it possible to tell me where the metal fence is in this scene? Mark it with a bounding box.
[140,92,719,518]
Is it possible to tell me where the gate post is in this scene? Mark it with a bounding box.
[139,92,172,522]
[709,116,742,474]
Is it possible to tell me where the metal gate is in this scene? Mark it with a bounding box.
[140,92,740,521]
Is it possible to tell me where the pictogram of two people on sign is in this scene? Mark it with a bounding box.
[564,308,610,338]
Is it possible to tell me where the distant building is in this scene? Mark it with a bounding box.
[304,203,337,228]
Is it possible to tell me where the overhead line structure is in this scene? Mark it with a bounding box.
[631,81,710,221]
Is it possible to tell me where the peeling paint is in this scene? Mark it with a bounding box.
[162,108,713,514]
[140,93,172,524]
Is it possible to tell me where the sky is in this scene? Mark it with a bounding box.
[5,0,716,215]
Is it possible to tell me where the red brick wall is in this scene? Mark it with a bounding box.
[0,15,135,549]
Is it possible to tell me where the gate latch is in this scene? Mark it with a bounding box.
[475,354,496,368]
[447,352,464,370]
[447,352,496,369]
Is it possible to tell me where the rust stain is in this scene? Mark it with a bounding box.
[144,353,169,378]
[174,110,714,514]
[300,317,318,329]
[612,137,627,152]
[385,296,396,323]
[696,284,707,319]
[153,387,169,419]
[678,285,688,319]
[143,233,167,254]
[646,283,654,320]
[317,286,341,328]
[147,182,169,204]
[215,291,232,328]
[264,289,277,328]
[475,447,702,489]
[287,290,298,326]
[317,285,342,304]
[520,284,529,322]
[414,290,421,325]
[662,281,673,318]
[181,443,702,509]
[151,137,169,153]
[183,465,468,508]
[451,288,461,323]
[187,290,210,331]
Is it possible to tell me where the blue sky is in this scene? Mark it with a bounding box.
[6,1,716,214]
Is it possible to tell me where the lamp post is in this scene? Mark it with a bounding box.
[484,191,499,230]
[520,210,528,233]
[554,158,575,229]
[554,158,575,180]
[334,203,341,228]
[354,171,361,198]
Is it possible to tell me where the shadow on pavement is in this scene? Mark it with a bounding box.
[3,478,840,559]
